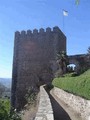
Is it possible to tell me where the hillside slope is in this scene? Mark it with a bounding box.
[52,69,90,100]
[0,78,11,88]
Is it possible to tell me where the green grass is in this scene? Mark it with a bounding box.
[52,69,90,100]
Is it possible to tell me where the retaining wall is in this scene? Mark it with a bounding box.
[53,87,90,120]
[34,86,54,120]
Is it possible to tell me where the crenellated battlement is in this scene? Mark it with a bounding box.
[15,26,65,38]
[12,26,66,110]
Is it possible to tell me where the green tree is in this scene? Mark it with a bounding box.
[0,99,21,120]
[87,46,90,68]
[56,51,69,76]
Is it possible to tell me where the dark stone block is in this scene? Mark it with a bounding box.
[11,26,66,110]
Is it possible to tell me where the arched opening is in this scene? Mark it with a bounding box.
[67,64,76,73]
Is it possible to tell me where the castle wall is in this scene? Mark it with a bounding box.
[68,54,90,73]
[11,26,66,110]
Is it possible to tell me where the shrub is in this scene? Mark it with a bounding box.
[45,84,54,91]
[0,99,21,120]
[25,87,37,105]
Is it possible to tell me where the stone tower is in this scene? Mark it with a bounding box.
[11,26,66,110]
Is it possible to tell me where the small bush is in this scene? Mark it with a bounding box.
[45,84,54,91]
[71,72,79,77]
[25,87,37,105]
[0,99,21,120]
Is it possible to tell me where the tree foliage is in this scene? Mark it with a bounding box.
[55,51,69,77]
[0,99,21,120]
[25,87,37,105]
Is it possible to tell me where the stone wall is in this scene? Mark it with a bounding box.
[34,86,54,120]
[53,87,90,120]
[68,54,90,73]
[11,26,66,110]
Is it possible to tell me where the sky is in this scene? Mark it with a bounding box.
[0,0,90,78]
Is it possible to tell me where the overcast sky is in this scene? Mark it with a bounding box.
[0,0,90,78]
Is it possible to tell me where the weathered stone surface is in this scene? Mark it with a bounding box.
[68,54,90,73]
[11,27,66,110]
[53,87,90,120]
[34,86,54,120]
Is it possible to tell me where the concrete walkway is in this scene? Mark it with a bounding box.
[48,90,71,120]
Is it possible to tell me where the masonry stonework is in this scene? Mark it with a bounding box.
[68,54,90,73]
[11,26,66,110]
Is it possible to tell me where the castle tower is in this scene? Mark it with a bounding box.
[11,26,66,110]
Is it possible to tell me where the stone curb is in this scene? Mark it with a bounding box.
[34,86,54,120]
[53,87,90,120]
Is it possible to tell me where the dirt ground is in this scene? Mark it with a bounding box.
[21,105,38,120]
[21,93,40,120]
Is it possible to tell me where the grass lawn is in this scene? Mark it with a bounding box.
[52,69,90,100]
